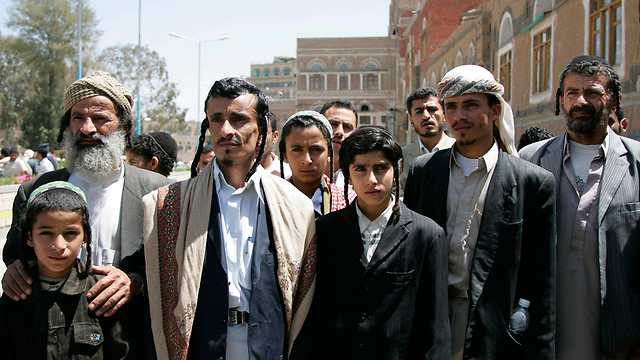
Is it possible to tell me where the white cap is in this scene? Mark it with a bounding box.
[518,298,530,308]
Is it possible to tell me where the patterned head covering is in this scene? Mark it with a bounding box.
[285,110,333,137]
[26,181,87,207]
[63,71,133,115]
[437,65,517,156]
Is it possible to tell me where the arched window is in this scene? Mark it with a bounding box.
[338,62,350,71]
[533,0,553,20]
[430,72,437,87]
[455,49,464,67]
[360,104,370,112]
[263,68,271,77]
[273,68,280,76]
[309,62,324,72]
[283,67,292,76]
[363,61,378,71]
[441,62,448,78]
[252,69,261,77]
[499,12,514,46]
[468,42,476,65]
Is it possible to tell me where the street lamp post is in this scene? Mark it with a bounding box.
[169,32,231,119]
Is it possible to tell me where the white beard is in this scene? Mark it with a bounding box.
[63,129,126,179]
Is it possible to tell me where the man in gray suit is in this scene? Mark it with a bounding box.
[520,55,640,359]
[2,71,171,319]
[400,87,455,192]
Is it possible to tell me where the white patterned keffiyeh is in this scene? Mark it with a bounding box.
[437,65,518,156]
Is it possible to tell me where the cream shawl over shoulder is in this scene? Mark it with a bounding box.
[143,167,316,360]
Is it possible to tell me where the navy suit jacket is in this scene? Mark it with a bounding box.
[313,201,450,359]
[405,147,556,360]
[519,131,640,355]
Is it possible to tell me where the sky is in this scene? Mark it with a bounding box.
[0,0,391,122]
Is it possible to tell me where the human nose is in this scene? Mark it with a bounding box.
[334,124,344,136]
[575,93,589,106]
[302,151,312,165]
[219,119,234,137]
[79,117,97,135]
[366,169,377,185]
[51,235,67,251]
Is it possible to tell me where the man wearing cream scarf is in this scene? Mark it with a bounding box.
[142,78,316,360]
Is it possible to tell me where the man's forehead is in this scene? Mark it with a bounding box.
[443,93,487,104]
[564,72,608,89]
[412,96,440,107]
[70,95,117,113]
[209,93,258,115]
[325,106,356,123]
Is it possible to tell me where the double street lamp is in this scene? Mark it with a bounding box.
[169,32,231,120]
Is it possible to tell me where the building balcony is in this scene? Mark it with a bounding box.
[296,89,395,99]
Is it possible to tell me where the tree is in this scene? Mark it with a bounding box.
[0,35,31,147]
[5,0,101,149]
[96,44,187,133]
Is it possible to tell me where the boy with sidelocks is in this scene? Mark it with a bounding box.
[313,126,450,359]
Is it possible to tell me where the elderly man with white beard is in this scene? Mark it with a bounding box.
[2,72,171,325]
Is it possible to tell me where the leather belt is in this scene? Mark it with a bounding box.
[228,309,250,326]
[448,285,470,299]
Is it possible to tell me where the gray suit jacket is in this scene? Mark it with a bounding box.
[519,131,640,355]
[3,163,172,276]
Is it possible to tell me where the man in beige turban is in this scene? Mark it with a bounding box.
[2,71,170,324]
[405,65,556,359]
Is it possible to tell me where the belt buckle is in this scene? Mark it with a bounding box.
[228,309,249,326]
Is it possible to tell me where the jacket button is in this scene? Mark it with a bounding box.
[361,313,367,321]
[365,284,370,291]
[51,334,58,344]
[219,319,227,328]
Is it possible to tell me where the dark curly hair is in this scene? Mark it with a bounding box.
[191,77,269,180]
[339,125,402,223]
[278,114,334,179]
[517,127,553,150]
[126,133,176,176]
[20,188,93,277]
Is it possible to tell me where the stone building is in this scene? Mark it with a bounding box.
[247,56,298,135]
[399,0,639,140]
[295,37,399,142]
[141,119,201,163]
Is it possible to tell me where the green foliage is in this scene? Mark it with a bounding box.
[96,44,187,133]
[4,0,101,149]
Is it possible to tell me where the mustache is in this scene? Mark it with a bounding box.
[451,119,472,128]
[569,105,596,118]
[217,135,242,146]
[73,132,107,146]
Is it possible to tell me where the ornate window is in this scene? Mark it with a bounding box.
[455,49,464,68]
[499,51,513,102]
[339,74,349,90]
[468,42,476,64]
[273,68,281,76]
[252,69,261,77]
[363,73,379,90]
[589,0,622,65]
[263,68,271,77]
[309,62,325,72]
[283,67,292,76]
[338,62,350,71]
[309,74,325,90]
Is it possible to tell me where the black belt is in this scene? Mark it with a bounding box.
[448,285,470,299]
[228,309,250,326]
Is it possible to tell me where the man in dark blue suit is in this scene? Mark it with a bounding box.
[406,65,556,360]
[520,55,640,360]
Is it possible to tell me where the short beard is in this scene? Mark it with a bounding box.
[63,129,126,179]
[564,104,607,136]
[414,123,443,138]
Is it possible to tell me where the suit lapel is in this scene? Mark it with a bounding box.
[424,149,451,228]
[469,151,517,311]
[539,136,564,195]
[207,183,226,268]
[598,132,629,225]
[366,203,411,272]
[340,202,368,268]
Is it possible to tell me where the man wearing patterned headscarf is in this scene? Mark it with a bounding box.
[520,55,640,360]
[405,65,556,359]
[2,71,171,354]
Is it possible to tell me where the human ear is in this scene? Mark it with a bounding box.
[27,232,33,247]
[491,103,502,121]
[272,130,279,143]
[621,118,629,132]
[150,157,159,171]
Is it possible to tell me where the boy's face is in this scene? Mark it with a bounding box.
[348,150,394,221]
[28,210,86,278]
[283,125,330,185]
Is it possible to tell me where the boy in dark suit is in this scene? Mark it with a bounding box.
[313,125,450,359]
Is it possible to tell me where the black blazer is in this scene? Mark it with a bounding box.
[313,201,450,360]
[404,148,556,360]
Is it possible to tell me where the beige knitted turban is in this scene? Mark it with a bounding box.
[63,71,133,115]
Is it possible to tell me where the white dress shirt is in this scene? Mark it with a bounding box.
[37,157,55,174]
[213,160,263,360]
[71,162,125,267]
[355,196,395,262]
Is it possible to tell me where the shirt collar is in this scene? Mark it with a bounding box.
[562,128,609,160]
[73,160,124,186]
[213,158,264,201]
[450,141,499,173]
[355,195,395,234]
